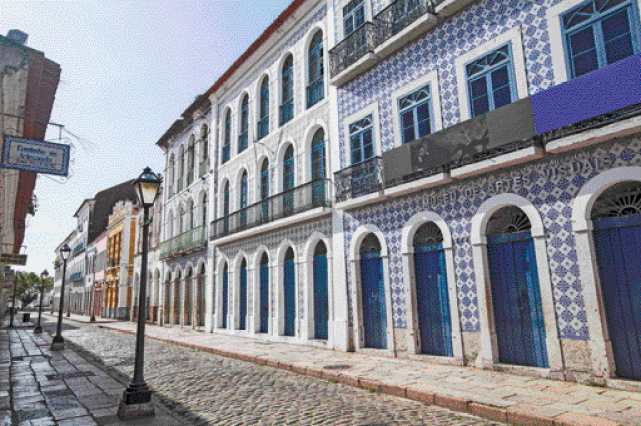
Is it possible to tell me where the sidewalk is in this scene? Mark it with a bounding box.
[0,314,187,426]
[61,313,641,426]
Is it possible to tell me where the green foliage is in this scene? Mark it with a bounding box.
[14,272,54,307]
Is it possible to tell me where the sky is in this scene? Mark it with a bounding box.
[1,0,289,274]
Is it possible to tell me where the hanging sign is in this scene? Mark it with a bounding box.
[1,136,70,176]
[0,253,27,265]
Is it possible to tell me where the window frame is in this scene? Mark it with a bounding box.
[342,102,381,168]
[280,54,295,126]
[343,0,367,38]
[307,30,325,109]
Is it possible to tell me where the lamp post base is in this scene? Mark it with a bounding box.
[118,384,154,419]
[33,325,43,334]
[90,316,95,322]
[50,335,65,351]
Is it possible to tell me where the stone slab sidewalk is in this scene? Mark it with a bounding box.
[1,314,187,426]
[60,313,641,426]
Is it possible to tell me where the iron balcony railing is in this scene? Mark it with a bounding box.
[307,79,324,108]
[279,99,294,126]
[238,132,248,152]
[374,0,434,46]
[329,22,377,78]
[335,157,384,202]
[70,272,83,281]
[159,225,208,260]
[210,178,332,240]
[258,116,269,140]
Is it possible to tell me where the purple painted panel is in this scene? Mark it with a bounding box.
[532,54,641,134]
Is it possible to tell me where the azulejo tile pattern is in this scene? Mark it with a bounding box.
[344,136,641,340]
[217,217,332,320]
[333,0,558,169]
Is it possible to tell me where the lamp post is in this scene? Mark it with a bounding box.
[90,281,96,322]
[8,272,19,328]
[118,167,161,419]
[51,244,71,350]
[34,269,48,333]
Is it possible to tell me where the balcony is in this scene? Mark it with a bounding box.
[160,226,207,260]
[330,0,438,86]
[335,157,384,203]
[307,79,324,109]
[210,178,332,241]
[72,242,85,257]
[329,23,377,84]
[279,99,294,126]
[238,132,248,153]
[257,116,269,140]
[69,272,83,281]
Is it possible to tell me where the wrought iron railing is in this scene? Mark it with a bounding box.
[279,99,294,126]
[307,79,324,108]
[210,178,332,240]
[159,226,208,259]
[222,144,230,164]
[238,132,248,153]
[374,0,433,46]
[329,23,377,77]
[335,157,384,202]
[258,116,269,140]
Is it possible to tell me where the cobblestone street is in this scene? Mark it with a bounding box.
[40,316,505,426]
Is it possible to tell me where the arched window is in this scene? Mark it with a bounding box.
[187,136,195,186]
[222,110,231,163]
[260,160,269,220]
[166,210,174,239]
[284,247,296,336]
[280,55,294,126]
[258,77,269,140]
[307,31,324,108]
[311,129,326,205]
[190,198,197,229]
[239,171,248,228]
[200,124,209,177]
[168,155,175,197]
[201,194,208,228]
[239,95,249,153]
[283,145,295,214]
[223,181,230,233]
[177,145,185,191]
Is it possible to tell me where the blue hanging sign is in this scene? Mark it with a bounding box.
[1,135,70,176]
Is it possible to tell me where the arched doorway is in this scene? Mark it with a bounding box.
[486,206,548,368]
[164,275,171,324]
[284,247,296,336]
[259,253,269,333]
[360,234,386,349]
[413,222,452,357]
[313,241,328,340]
[173,270,182,325]
[197,264,206,327]
[184,268,193,326]
[591,181,641,380]
[239,258,248,330]
[221,263,229,329]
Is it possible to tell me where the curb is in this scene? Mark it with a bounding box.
[91,323,620,426]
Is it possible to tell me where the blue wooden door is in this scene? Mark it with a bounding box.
[414,244,452,357]
[260,261,269,333]
[313,252,329,339]
[222,267,229,329]
[361,253,386,349]
[593,214,641,380]
[284,258,296,336]
[487,231,548,368]
[239,263,247,330]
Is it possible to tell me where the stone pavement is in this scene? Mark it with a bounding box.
[0,314,187,426]
[59,313,641,426]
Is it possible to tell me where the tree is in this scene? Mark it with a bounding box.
[16,272,54,308]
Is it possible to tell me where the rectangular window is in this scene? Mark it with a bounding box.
[343,0,366,36]
[465,44,517,118]
[562,0,640,78]
[349,115,374,165]
[399,84,433,144]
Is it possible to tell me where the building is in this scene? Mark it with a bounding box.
[52,230,75,313]
[0,29,61,315]
[91,230,108,318]
[155,103,210,329]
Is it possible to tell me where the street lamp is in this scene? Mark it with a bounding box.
[34,269,48,333]
[118,167,161,419]
[51,244,71,350]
